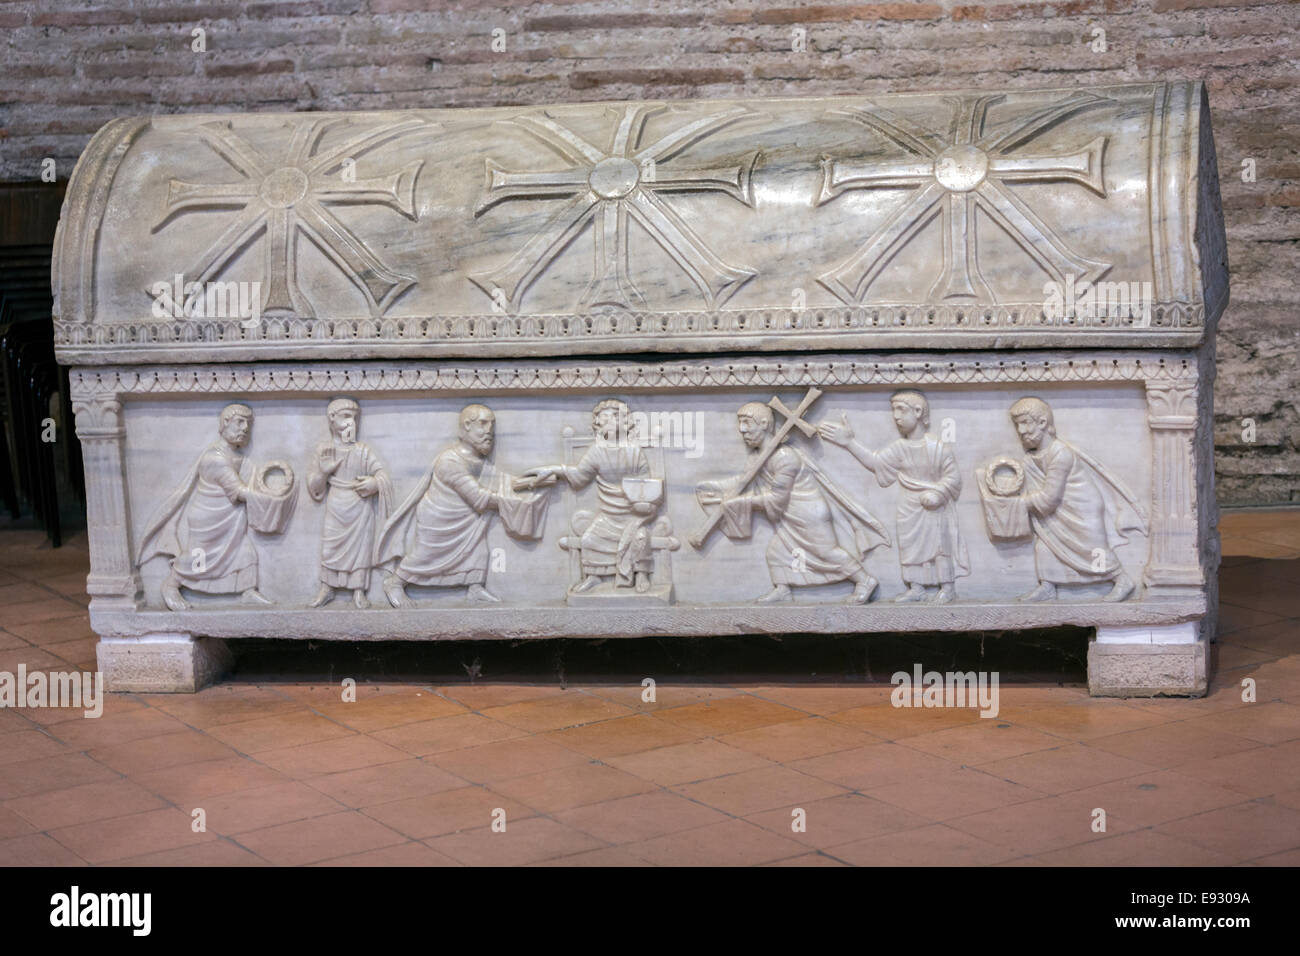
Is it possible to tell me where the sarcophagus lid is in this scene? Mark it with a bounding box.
[53,81,1227,365]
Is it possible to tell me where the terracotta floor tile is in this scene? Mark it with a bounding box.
[1273,787,1300,812]
[0,833,88,866]
[0,805,35,840]
[253,734,411,779]
[580,683,742,712]
[761,851,850,866]
[827,701,988,739]
[481,691,635,733]
[0,729,71,766]
[489,760,656,813]
[428,735,589,784]
[306,689,469,733]
[44,637,99,668]
[902,722,1066,764]
[717,717,876,763]
[863,768,1044,821]
[746,792,931,848]
[373,712,527,756]
[0,599,87,627]
[1155,801,1300,862]
[654,695,804,736]
[363,785,536,840]
[946,792,1142,857]
[553,790,728,844]
[6,614,95,646]
[1217,602,1288,634]
[1000,702,1166,740]
[205,711,354,754]
[305,758,466,808]
[49,807,216,863]
[1027,827,1236,866]
[146,687,304,729]
[1183,700,1300,745]
[545,713,697,758]
[625,818,806,866]
[311,841,461,866]
[976,743,1156,794]
[434,683,569,710]
[426,816,605,866]
[197,782,345,835]
[1228,620,1300,658]
[0,629,29,650]
[0,647,67,671]
[1064,769,1250,828]
[46,706,188,750]
[604,739,775,786]
[0,581,55,606]
[745,684,895,715]
[528,846,648,866]
[1171,739,1300,797]
[4,778,166,831]
[1120,681,1256,719]
[0,752,119,801]
[1221,589,1300,620]
[133,756,290,806]
[0,709,32,734]
[235,810,407,866]
[676,765,846,817]
[19,692,148,727]
[1253,847,1300,865]
[90,729,240,775]
[790,742,956,791]
[117,840,268,866]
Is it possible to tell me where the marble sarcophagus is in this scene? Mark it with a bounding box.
[52,81,1227,694]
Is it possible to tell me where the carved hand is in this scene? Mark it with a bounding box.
[696,480,724,506]
[920,490,944,510]
[355,475,379,497]
[318,446,341,474]
[818,412,854,446]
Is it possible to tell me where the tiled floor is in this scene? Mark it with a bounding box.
[0,510,1297,866]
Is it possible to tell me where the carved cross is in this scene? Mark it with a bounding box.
[817,93,1111,303]
[153,118,429,318]
[472,105,758,312]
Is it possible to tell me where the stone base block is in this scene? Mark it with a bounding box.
[97,634,232,693]
[1087,638,1208,697]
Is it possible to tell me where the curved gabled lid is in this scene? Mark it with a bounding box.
[53,81,1226,366]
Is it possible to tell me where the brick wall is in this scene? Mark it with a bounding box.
[1,0,1297,504]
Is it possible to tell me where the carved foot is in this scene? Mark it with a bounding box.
[1019,582,1057,603]
[571,575,603,594]
[634,572,651,594]
[308,585,334,608]
[384,576,413,609]
[467,584,500,603]
[755,585,793,604]
[1102,572,1136,603]
[893,584,927,603]
[240,588,273,606]
[844,576,878,605]
[162,578,190,612]
[353,589,371,610]
[931,584,957,604]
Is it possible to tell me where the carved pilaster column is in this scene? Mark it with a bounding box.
[71,388,140,607]
[1143,379,1202,595]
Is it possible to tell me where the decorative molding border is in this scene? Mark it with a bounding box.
[68,352,1199,401]
[54,301,1208,363]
